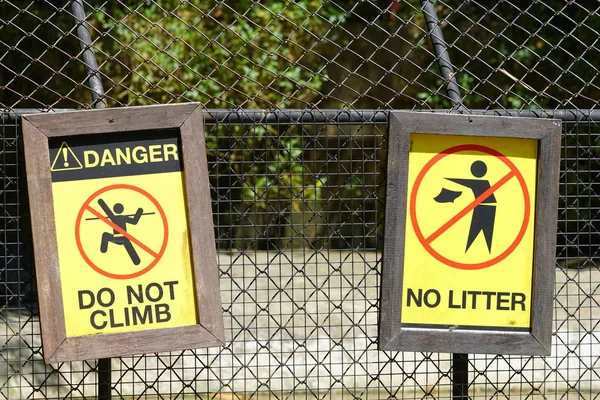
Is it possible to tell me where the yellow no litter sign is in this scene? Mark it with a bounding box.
[379,112,560,355]
[401,134,537,330]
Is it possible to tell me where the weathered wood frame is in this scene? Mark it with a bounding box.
[379,111,561,355]
[21,103,225,363]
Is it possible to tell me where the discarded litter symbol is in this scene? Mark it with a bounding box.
[51,142,83,172]
[410,144,531,270]
[75,184,168,279]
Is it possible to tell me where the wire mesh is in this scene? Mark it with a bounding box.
[2,1,599,111]
[2,113,599,398]
[1,0,600,399]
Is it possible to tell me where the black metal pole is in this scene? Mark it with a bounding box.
[69,4,111,396]
[420,0,464,110]
[70,0,107,109]
[420,3,470,399]
[452,353,470,400]
[97,357,112,400]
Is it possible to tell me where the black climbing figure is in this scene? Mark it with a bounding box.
[98,199,144,265]
[435,160,497,253]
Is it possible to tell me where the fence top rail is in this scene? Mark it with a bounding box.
[2,109,600,124]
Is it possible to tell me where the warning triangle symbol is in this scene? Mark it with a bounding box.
[50,142,83,172]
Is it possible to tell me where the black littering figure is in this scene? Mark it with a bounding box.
[98,199,144,265]
[434,160,496,253]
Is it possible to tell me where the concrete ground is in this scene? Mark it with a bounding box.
[1,251,598,399]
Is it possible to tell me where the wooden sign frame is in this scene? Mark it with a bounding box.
[22,103,224,363]
[379,111,561,355]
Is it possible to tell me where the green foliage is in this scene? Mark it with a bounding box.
[92,0,343,108]
[409,0,599,110]
[232,126,324,212]
[91,1,345,216]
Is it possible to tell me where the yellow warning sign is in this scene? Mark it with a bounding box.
[50,142,83,171]
[401,134,537,330]
[49,134,197,337]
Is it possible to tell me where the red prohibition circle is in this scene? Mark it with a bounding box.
[75,184,169,279]
[410,144,530,270]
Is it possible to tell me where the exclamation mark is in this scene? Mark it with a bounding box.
[50,142,82,172]
[63,147,69,168]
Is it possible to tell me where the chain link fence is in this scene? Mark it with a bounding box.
[1,1,599,399]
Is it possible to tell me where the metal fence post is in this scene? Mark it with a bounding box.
[420,3,471,399]
[70,1,111,397]
[97,357,112,400]
[453,353,470,400]
[420,0,464,111]
[70,0,107,109]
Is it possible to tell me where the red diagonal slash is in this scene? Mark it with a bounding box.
[425,170,516,244]
[85,205,159,258]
